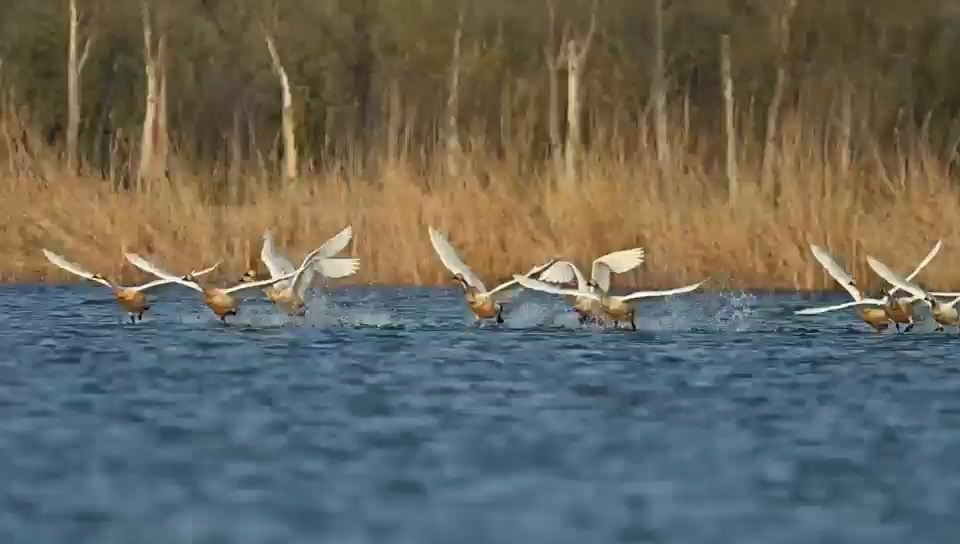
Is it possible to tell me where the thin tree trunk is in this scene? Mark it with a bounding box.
[138,2,157,188]
[264,31,297,181]
[544,0,564,180]
[838,77,853,177]
[652,0,669,166]
[66,0,93,174]
[760,0,798,195]
[720,34,738,202]
[155,34,168,178]
[561,5,596,190]
[445,9,465,177]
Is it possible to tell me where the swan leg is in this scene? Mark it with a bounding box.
[905,318,915,333]
[895,322,901,333]
[629,312,636,331]
[129,314,137,324]
[936,325,945,332]
[496,305,504,325]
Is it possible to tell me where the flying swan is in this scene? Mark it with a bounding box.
[536,248,645,324]
[867,255,960,333]
[428,226,556,323]
[43,248,219,323]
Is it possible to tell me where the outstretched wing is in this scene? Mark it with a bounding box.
[428,226,486,292]
[794,298,885,315]
[315,225,353,259]
[133,261,220,293]
[222,272,295,296]
[124,253,203,293]
[487,258,559,297]
[865,256,928,300]
[880,239,942,297]
[592,248,645,293]
[619,280,704,302]
[260,229,296,278]
[42,249,112,288]
[191,261,221,277]
[538,260,588,291]
[809,244,861,301]
[511,274,601,301]
[314,257,360,279]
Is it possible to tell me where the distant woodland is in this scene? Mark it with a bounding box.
[1,0,958,185]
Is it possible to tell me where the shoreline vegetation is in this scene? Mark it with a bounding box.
[2,1,959,291]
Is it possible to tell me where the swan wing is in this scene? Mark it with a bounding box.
[124,253,203,293]
[315,225,353,259]
[901,239,942,287]
[260,229,296,278]
[42,249,112,288]
[619,281,704,302]
[428,226,486,292]
[865,256,929,300]
[487,258,559,297]
[591,248,645,293]
[314,257,360,279]
[538,260,588,290]
[794,298,885,315]
[222,273,295,295]
[930,291,960,298]
[809,244,861,300]
[511,274,601,300]
[191,261,221,277]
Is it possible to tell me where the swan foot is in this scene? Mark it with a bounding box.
[905,322,915,333]
[936,325,945,332]
[629,314,636,331]
[496,305,504,324]
[129,314,137,324]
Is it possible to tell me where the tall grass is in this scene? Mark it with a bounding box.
[3,102,960,292]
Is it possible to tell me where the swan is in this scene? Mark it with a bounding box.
[428,226,556,323]
[243,227,359,315]
[125,252,304,323]
[537,248,645,324]
[42,249,219,323]
[513,274,704,330]
[867,255,960,333]
[795,241,941,332]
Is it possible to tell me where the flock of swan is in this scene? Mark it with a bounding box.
[41,225,703,329]
[42,225,954,333]
[794,239,960,333]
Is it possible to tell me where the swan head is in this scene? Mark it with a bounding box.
[240,269,258,283]
[91,273,106,281]
[451,273,468,290]
[182,272,197,283]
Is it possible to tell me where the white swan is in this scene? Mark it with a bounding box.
[428,226,556,323]
[43,249,219,323]
[867,255,960,333]
[513,274,703,330]
[246,226,360,315]
[796,241,940,332]
[125,252,305,323]
[537,248,645,324]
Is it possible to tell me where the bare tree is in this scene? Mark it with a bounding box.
[66,0,96,174]
[560,3,596,189]
[263,29,297,181]
[721,34,738,201]
[445,8,466,177]
[760,0,798,195]
[543,0,565,180]
[138,1,159,186]
[652,0,669,166]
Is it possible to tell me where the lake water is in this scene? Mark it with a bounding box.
[2,284,959,543]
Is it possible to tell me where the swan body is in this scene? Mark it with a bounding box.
[248,227,360,315]
[513,274,704,330]
[537,248,645,324]
[43,249,219,323]
[125,253,302,322]
[867,255,960,332]
[796,241,941,332]
[428,226,556,323]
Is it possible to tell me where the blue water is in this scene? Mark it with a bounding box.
[2,284,960,543]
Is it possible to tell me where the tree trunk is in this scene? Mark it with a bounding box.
[155,34,169,179]
[138,2,157,188]
[66,0,92,174]
[652,0,669,166]
[564,39,582,189]
[351,0,373,153]
[445,9,465,177]
[544,0,563,180]
[264,32,297,181]
[720,34,738,202]
[760,0,798,195]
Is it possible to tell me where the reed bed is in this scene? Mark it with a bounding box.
[5,127,960,292]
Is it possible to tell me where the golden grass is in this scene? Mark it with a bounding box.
[6,137,960,293]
